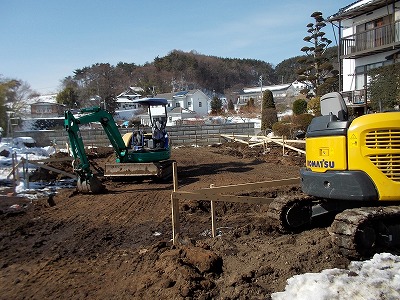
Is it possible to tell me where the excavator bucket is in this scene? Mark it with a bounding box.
[77,175,106,194]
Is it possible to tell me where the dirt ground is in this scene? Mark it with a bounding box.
[0,142,351,300]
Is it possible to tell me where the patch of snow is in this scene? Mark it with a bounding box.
[344,0,374,13]
[0,140,72,197]
[272,253,400,300]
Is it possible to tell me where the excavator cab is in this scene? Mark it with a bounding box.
[123,99,169,151]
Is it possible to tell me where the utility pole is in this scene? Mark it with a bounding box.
[259,75,263,108]
[6,111,12,137]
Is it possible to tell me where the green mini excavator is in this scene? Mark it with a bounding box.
[64,98,173,193]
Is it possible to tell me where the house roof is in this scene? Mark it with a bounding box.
[116,98,134,103]
[173,90,204,97]
[169,107,196,114]
[385,50,400,60]
[328,0,396,21]
[117,86,143,98]
[241,83,292,94]
[174,91,189,97]
[29,94,58,105]
[129,86,144,92]
[31,101,62,106]
[156,92,173,100]
[132,97,168,106]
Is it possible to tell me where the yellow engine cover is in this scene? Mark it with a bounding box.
[306,135,347,173]
[122,132,133,148]
[347,112,400,201]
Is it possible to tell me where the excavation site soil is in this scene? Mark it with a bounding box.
[0,142,352,299]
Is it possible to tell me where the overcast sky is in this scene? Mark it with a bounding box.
[1,0,352,94]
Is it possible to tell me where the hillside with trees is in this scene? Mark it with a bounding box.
[57,48,338,110]
[58,50,279,109]
[0,46,339,136]
[1,44,340,134]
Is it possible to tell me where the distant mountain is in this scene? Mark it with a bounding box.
[62,47,338,107]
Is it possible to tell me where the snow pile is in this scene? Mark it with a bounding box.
[272,253,400,300]
[0,141,56,168]
[0,140,73,198]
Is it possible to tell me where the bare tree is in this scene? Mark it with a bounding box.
[4,79,37,117]
[0,77,37,135]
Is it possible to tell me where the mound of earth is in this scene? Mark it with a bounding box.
[0,143,350,299]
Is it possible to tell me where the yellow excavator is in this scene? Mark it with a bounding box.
[268,92,400,258]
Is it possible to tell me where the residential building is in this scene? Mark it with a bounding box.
[115,87,142,110]
[166,90,210,117]
[115,98,141,110]
[328,0,400,109]
[29,94,65,117]
[235,82,306,111]
[31,102,65,117]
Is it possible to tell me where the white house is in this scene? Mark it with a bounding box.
[115,98,141,110]
[167,90,210,117]
[115,86,143,110]
[328,0,400,109]
[235,82,305,111]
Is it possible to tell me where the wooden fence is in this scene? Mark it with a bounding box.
[170,162,300,244]
[7,154,74,194]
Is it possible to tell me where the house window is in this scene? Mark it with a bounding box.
[175,103,180,107]
[188,102,191,107]
[354,61,389,90]
[199,102,202,107]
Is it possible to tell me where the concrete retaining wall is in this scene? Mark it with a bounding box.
[13,123,255,147]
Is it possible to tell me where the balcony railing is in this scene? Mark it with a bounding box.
[341,90,368,106]
[341,20,400,58]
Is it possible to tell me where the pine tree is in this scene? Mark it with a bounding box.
[210,96,223,114]
[292,99,308,115]
[261,90,278,131]
[56,86,79,108]
[227,99,235,111]
[296,11,339,98]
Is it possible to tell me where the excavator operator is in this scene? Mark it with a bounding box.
[152,120,166,149]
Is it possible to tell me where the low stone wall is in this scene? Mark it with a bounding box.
[13,123,255,147]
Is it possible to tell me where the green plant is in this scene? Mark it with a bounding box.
[368,63,400,112]
[292,99,308,115]
[261,90,278,131]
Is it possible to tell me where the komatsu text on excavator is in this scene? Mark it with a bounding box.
[64,98,173,194]
[268,92,400,258]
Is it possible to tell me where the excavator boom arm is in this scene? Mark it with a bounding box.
[64,107,128,177]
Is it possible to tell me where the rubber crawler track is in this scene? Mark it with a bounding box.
[328,205,400,258]
[267,194,313,233]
